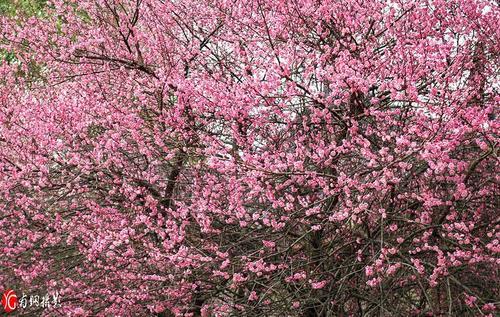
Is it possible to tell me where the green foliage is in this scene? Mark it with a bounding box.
[0,49,16,63]
[0,0,46,17]
[0,1,49,77]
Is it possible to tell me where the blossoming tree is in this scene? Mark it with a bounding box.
[0,0,498,315]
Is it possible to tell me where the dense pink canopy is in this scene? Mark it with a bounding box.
[0,0,498,315]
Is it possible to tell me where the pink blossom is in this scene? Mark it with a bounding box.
[310,280,328,290]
